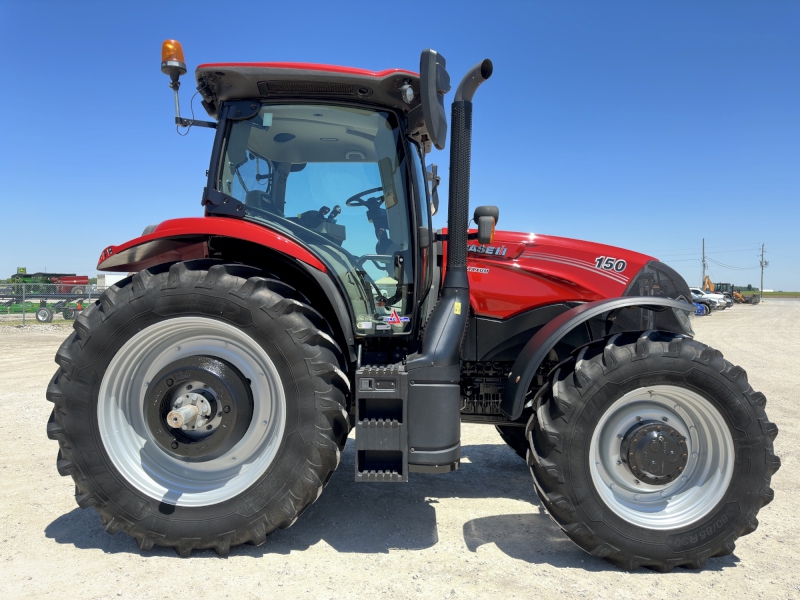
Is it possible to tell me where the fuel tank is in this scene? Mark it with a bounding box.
[463,230,658,319]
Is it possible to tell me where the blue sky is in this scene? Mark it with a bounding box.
[1,1,797,290]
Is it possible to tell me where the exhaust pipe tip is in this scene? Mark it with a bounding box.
[455,59,493,103]
[479,59,493,80]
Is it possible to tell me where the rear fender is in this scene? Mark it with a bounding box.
[97,217,326,273]
[96,218,356,363]
[499,297,694,420]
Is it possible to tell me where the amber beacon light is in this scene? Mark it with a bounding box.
[161,39,187,81]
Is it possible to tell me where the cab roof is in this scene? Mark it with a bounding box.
[195,62,421,120]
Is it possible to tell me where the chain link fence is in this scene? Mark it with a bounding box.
[0,282,109,325]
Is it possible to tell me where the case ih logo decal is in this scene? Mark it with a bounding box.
[467,266,490,274]
[521,252,630,285]
[468,244,507,256]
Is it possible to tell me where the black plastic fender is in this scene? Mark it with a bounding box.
[499,297,694,420]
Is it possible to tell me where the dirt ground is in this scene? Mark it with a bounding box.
[0,301,797,599]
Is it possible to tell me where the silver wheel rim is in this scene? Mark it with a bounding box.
[589,385,734,529]
[98,317,285,507]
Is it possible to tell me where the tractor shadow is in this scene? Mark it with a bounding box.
[46,440,533,557]
[43,439,740,572]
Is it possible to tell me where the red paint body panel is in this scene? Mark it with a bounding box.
[97,218,327,273]
[197,62,418,79]
[98,218,656,322]
[461,230,655,319]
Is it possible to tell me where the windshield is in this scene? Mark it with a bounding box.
[217,104,414,336]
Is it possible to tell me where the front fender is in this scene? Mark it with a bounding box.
[499,297,694,421]
[97,217,326,273]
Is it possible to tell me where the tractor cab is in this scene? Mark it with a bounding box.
[215,102,425,335]
[185,60,449,339]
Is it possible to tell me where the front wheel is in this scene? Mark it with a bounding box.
[495,425,529,461]
[527,331,779,571]
[46,261,350,556]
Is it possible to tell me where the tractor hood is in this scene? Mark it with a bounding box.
[461,229,690,319]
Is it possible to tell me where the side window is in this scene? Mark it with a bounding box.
[409,143,432,292]
[218,104,418,336]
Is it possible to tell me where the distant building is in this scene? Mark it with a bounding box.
[97,273,128,288]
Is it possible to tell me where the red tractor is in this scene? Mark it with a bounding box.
[46,41,778,570]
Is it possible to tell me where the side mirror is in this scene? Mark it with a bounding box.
[419,50,451,151]
[426,164,441,215]
[474,206,500,245]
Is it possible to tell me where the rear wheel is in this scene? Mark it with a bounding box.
[527,331,779,571]
[46,261,350,556]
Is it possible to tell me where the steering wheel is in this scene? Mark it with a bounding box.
[345,187,384,207]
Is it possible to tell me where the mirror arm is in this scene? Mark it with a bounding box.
[176,117,217,129]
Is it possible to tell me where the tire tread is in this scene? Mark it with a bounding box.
[527,331,779,571]
[47,261,350,556]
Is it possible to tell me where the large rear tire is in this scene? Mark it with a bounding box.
[527,330,779,571]
[46,261,350,556]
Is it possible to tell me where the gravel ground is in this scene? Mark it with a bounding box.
[0,301,796,599]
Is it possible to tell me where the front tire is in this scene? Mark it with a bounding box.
[495,425,529,461]
[527,330,779,570]
[46,261,350,556]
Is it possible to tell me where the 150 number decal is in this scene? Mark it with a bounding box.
[595,256,627,273]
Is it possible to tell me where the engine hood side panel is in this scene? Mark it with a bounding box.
[464,230,656,319]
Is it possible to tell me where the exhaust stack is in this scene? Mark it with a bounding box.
[405,58,492,473]
[443,59,494,290]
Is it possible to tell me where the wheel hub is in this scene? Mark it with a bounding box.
[144,355,253,462]
[620,420,688,485]
[168,390,213,430]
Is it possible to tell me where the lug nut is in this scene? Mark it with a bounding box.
[171,441,179,449]
[166,378,174,387]
[223,406,231,414]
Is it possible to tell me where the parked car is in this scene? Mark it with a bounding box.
[691,291,717,313]
[690,287,729,309]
